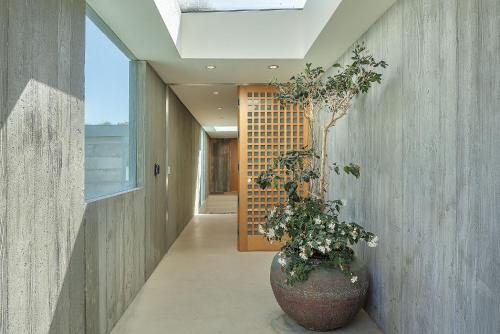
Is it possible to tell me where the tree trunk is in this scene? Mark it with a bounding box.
[319,125,330,202]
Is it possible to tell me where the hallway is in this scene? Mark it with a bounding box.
[111,213,381,334]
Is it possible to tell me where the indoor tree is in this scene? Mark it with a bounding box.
[257,44,387,283]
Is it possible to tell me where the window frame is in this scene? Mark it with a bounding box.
[84,5,140,201]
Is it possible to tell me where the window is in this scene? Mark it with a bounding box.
[177,0,307,13]
[85,10,136,200]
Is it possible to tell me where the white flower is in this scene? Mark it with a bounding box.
[341,230,345,235]
[269,207,277,218]
[368,235,379,248]
[328,223,336,230]
[258,224,266,234]
[267,228,275,238]
[299,252,308,260]
[314,217,322,225]
[284,205,293,216]
[290,271,295,277]
[307,241,313,247]
[325,238,332,246]
[318,245,326,254]
[351,276,358,283]
[325,246,331,252]
[285,216,291,223]
[278,257,287,267]
[351,230,358,238]
[279,222,286,229]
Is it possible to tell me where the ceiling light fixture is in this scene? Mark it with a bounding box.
[214,126,237,132]
[213,91,219,95]
[206,65,216,70]
[268,65,279,69]
[217,107,223,110]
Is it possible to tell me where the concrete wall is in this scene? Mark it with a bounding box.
[323,0,500,333]
[143,64,168,279]
[85,189,145,334]
[84,64,209,334]
[0,0,86,333]
[0,2,208,332]
[167,88,207,247]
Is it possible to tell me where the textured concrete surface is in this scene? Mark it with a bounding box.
[0,0,86,333]
[322,0,500,333]
[167,88,208,247]
[144,63,168,279]
[84,64,210,334]
[110,214,381,334]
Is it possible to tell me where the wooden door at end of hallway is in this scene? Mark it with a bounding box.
[209,138,239,194]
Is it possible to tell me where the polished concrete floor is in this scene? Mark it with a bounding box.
[201,193,238,214]
[111,213,382,334]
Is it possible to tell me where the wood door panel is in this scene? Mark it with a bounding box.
[238,86,309,251]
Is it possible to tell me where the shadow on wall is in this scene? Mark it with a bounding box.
[48,215,86,334]
[2,78,86,333]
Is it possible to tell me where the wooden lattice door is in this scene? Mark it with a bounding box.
[238,86,309,251]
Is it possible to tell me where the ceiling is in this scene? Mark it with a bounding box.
[87,0,396,138]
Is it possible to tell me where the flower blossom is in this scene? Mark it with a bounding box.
[368,235,379,248]
[318,245,326,254]
[258,224,266,234]
[314,217,322,225]
[351,276,358,283]
[284,205,293,216]
[278,256,287,267]
[328,223,336,230]
[267,228,276,238]
[269,207,277,218]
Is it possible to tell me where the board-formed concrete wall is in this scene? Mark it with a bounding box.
[322,0,500,333]
[0,3,208,332]
[0,0,86,333]
[166,89,207,248]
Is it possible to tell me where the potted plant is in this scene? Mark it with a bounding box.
[256,44,387,331]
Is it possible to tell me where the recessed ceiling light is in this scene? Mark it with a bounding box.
[206,65,216,70]
[268,65,279,69]
[213,91,219,95]
[217,107,223,110]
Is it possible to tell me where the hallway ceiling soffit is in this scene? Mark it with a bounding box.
[86,0,396,84]
[86,0,396,137]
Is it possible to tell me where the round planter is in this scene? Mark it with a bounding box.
[270,254,369,331]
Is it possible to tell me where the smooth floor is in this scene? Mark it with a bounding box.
[201,193,238,214]
[111,212,382,334]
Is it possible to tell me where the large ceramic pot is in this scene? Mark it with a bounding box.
[270,254,369,331]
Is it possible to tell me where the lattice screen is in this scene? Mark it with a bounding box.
[238,86,309,251]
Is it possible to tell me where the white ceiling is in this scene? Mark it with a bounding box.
[87,0,396,138]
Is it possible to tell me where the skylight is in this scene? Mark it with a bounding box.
[178,0,307,13]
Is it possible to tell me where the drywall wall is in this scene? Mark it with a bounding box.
[166,88,207,247]
[322,0,500,333]
[0,0,86,333]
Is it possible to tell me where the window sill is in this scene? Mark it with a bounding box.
[85,186,143,204]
